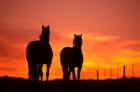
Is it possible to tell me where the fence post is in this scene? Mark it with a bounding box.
[117,65,118,79]
[123,65,126,78]
[132,64,134,78]
[97,69,99,80]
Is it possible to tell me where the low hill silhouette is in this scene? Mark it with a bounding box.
[0,76,139,92]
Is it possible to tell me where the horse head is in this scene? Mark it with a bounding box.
[73,34,82,48]
[40,25,50,42]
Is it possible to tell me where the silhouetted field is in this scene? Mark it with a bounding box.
[0,76,139,92]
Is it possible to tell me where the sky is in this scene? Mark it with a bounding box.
[0,0,140,80]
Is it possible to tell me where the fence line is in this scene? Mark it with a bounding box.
[92,63,139,80]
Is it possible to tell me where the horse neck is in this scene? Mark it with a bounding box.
[40,40,50,45]
[40,34,50,43]
[73,45,82,51]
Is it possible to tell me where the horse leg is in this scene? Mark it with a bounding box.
[77,66,82,80]
[28,63,32,80]
[62,65,68,80]
[38,63,43,81]
[46,64,50,81]
[28,62,34,80]
[32,63,38,81]
[68,67,72,80]
[71,67,76,80]
[36,64,39,80]
[69,67,76,80]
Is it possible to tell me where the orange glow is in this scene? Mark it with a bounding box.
[0,0,140,80]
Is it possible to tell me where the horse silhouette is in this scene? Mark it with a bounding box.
[26,25,53,81]
[60,34,83,80]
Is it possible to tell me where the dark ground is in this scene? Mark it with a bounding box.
[0,76,140,92]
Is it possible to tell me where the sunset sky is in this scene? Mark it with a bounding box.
[0,0,140,80]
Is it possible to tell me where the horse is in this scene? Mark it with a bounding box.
[26,25,53,81]
[60,34,83,80]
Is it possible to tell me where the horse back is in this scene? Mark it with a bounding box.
[60,47,72,65]
[26,41,40,63]
[26,41,53,61]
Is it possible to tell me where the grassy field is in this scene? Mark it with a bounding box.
[0,76,139,92]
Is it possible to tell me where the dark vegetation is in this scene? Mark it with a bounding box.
[0,76,140,92]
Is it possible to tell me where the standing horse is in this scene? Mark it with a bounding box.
[26,25,53,81]
[60,34,83,80]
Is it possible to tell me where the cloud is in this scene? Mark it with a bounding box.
[0,29,34,61]
[84,33,121,42]
[81,32,140,67]
[125,41,140,52]
[0,67,16,71]
[0,39,25,60]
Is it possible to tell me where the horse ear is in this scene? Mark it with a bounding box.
[80,34,82,37]
[74,34,76,37]
[47,25,50,29]
[42,25,45,30]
